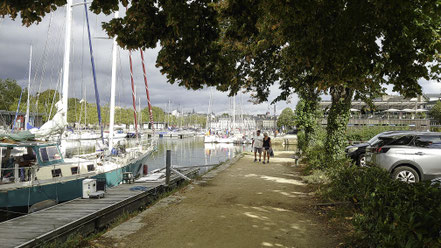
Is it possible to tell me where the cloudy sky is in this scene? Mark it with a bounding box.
[0,4,439,116]
[0,5,295,116]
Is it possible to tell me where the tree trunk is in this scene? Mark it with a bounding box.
[325,85,354,161]
[297,82,321,149]
[303,95,320,147]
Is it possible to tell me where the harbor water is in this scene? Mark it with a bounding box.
[144,136,249,174]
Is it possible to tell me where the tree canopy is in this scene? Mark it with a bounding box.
[429,101,441,124]
[3,1,441,101]
[277,107,295,130]
[3,0,441,158]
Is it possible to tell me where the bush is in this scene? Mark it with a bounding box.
[298,127,331,172]
[297,130,307,151]
[326,166,441,247]
[303,169,330,184]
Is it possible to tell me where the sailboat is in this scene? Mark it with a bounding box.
[0,2,156,211]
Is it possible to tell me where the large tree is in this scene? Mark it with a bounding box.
[4,1,441,160]
[216,0,441,160]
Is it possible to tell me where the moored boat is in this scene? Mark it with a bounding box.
[0,139,155,210]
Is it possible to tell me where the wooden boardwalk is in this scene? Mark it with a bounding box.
[0,168,199,248]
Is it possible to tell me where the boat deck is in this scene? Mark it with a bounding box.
[0,168,199,248]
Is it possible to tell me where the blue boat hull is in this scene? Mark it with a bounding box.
[0,153,150,210]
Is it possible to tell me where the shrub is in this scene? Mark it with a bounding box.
[326,166,441,247]
[303,169,330,184]
[297,130,307,151]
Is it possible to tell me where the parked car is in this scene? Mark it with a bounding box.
[345,131,409,167]
[371,132,441,183]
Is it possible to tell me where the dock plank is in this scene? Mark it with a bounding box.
[0,168,199,248]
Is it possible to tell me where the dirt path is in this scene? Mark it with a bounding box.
[92,152,341,248]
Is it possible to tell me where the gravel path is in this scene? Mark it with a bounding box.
[92,151,341,248]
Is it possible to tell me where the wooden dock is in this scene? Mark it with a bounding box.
[0,168,199,248]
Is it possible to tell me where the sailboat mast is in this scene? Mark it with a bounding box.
[12,89,23,133]
[128,50,138,139]
[206,88,212,130]
[62,0,73,124]
[167,99,170,128]
[233,95,236,130]
[139,97,141,129]
[108,11,119,151]
[140,50,154,132]
[83,0,104,143]
[25,45,32,130]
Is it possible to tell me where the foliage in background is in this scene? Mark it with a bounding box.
[277,107,295,130]
[429,101,441,124]
[2,80,206,128]
[0,79,24,111]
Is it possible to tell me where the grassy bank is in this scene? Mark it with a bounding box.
[299,127,441,247]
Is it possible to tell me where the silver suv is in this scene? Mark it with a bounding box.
[371,132,441,183]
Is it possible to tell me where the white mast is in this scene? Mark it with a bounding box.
[206,88,213,130]
[240,93,244,129]
[167,99,170,128]
[25,45,32,130]
[180,105,183,128]
[139,97,141,129]
[233,95,236,130]
[108,11,119,151]
[62,0,73,124]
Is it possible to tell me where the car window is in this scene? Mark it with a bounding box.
[388,135,414,146]
[368,133,382,144]
[414,135,441,148]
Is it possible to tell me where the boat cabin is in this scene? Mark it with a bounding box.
[0,142,64,184]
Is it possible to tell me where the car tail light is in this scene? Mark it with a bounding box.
[375,147,390,153]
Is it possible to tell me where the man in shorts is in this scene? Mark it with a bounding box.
[252,130,264,162]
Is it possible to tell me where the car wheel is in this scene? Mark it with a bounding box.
[392,166,420,183]
[358,154,367,167]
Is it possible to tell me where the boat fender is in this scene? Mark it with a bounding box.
[143,164,148,175]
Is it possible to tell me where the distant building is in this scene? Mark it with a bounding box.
[256,116,277,130]
[318,93,441,129]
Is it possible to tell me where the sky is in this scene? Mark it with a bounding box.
[0,5,439,116]
[0,5,294,116]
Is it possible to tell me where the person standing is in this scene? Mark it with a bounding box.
[252,130,263,162]
[262,132,271,164]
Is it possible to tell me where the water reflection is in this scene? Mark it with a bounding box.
[145,137,249,173]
